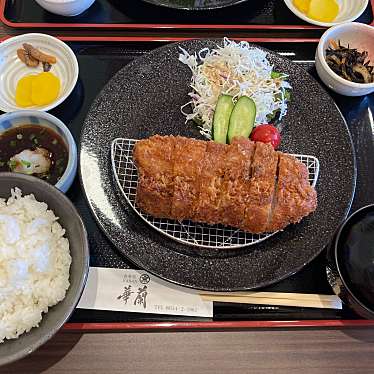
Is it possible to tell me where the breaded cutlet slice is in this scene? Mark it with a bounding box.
[267,153,317,232]
[220,137,255,228]
[193,141,228,225]
[133,135,175,218]
[171,137,207,220]
[241,141,278,233]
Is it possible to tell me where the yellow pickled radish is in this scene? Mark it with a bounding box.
[15,75,36,107]
[31,72,60,106]
[307,0,339,22]
[293,0,310,14]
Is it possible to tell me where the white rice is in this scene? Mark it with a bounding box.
[0,188,71,343]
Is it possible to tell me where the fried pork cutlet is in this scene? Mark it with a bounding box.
[220,138,255,228]
[267,153,317,232]
[193,141,228,224]
[241,141,278,233]
[133,135,317,234]
[171,136,207,220]
[133,135,175,218]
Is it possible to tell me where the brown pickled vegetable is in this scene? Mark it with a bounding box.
[325,39,374,84]
[42,62,52,72]
[23,43,57,64]
[17,48,39,68]
[17,43,57,68]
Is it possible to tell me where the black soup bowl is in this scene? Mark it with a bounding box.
[327,204,374,319]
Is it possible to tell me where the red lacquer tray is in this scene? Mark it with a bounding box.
[2,34,373,331]
[1,0,373,32]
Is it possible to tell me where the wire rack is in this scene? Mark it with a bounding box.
[111,138,320,249]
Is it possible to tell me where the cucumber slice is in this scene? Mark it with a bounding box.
[213,95,234,144]
[227,96,256,144]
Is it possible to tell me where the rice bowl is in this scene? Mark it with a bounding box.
[0,188,71,343]
[0,172,88,367]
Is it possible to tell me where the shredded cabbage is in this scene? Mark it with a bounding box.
[179,38,291,139]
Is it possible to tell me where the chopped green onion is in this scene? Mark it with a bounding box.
[52,139,58,145]
[0,161,5,167]
[8,160,17,170]
[33,138,38,144]
[29,134,36,141]
[16,134,23,140]
[10,140,16,147]
[21,159,31,168]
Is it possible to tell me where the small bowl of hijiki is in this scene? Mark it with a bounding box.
[0,111,77,193]
[315,22,374,96]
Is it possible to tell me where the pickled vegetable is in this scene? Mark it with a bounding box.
[293,0,339,23]
[293,0,310,13]
[15,72,60,108]
[15,75,36,107]
[31,72,60,106]
[307,0,339,22]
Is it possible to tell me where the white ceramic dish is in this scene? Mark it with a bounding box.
[283,0,368,27]
[0,110,78,193]
[0,33,79,113]
[315,22,374,97]
[35,0,95,16]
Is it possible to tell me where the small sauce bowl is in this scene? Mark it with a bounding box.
[0,110,77,193]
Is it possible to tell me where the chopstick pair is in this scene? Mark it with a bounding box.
[199,291,342,309]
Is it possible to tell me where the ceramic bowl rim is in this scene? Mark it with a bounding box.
[317,23,374,89]
[334,203,374,316]
[283,0,369,27]
[0,33,79,112]
[0,110,77,192]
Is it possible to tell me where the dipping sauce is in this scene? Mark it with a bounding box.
[0,125,68,185]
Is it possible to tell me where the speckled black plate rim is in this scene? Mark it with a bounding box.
[141,0,248,10]
[265,102,357,289]
[79,39,356,291]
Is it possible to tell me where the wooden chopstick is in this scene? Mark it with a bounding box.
[199,291,338,302]
[199,292,342,310]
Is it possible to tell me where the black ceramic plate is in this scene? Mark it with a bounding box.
[140,0,247,10]
[80,39,356,291]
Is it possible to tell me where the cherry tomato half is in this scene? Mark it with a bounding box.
[250,124,281,149]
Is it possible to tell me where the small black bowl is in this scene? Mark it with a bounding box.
[327,204,374,319]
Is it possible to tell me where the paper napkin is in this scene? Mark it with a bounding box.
[77,267,213,318]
